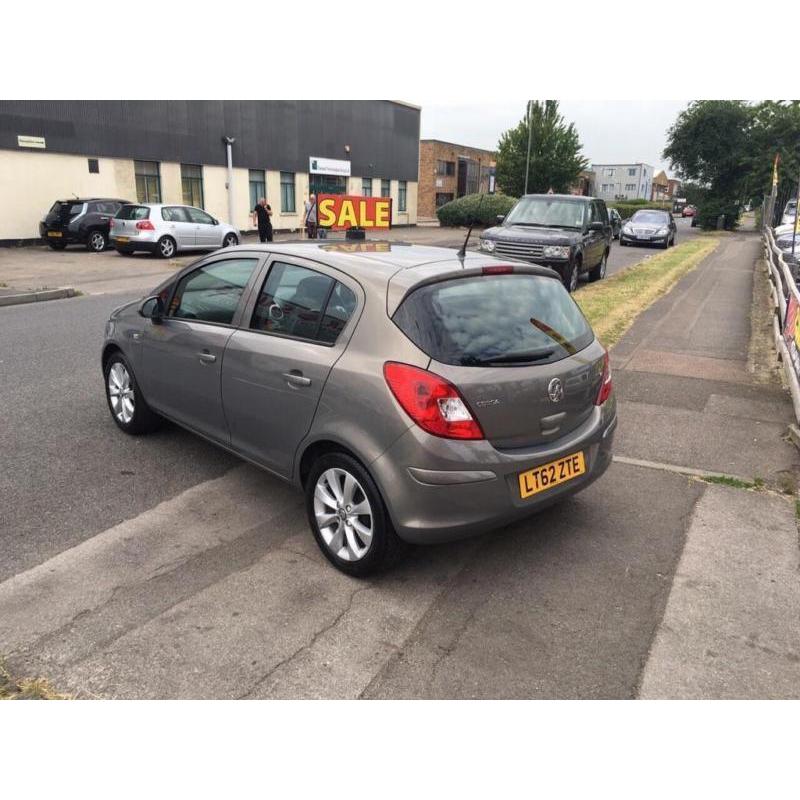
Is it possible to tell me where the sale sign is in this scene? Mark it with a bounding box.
[317,194,392,230]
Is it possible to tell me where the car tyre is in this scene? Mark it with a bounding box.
[588,250,608,282]
[48,241,67,250]
[305,452,407,577]
[87,230,107,252]
[564,259,580,293]
[104,352,161,435]
[156,236,177,259]
[223,233,239,248]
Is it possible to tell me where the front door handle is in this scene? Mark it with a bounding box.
[197,351,216,364]
[283,370,311,387]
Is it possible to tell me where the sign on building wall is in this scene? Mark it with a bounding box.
[309,156,351,177]
[317,194,392,230]
[17,135,46,149]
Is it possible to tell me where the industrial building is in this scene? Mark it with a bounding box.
[591,162,654,202]
[0,100,421,243]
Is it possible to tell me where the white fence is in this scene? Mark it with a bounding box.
[763,227,800,426]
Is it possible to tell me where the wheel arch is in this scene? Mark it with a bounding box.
[297,438,368,489]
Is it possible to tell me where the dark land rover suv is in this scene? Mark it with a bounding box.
[479,194,612,292]
[40,198,130,252]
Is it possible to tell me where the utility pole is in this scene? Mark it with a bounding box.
[524,100,533,195]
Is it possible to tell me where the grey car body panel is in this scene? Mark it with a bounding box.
[102,241,617,546]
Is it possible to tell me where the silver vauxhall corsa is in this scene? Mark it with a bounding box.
[110,203,240,258]
[101,242,617,575]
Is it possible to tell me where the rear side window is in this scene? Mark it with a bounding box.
[162,206,189,222]
[116,205,150,220]
[250,262,356,344]
[393,274,593,366]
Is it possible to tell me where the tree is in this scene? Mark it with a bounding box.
[496,101,587,197]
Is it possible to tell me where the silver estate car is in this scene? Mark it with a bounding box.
[110,203,239,258]
[102,242,617,575]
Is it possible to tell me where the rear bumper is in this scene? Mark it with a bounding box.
[111,233,158,252]
[370,401,617,544]
[39,223,83,244]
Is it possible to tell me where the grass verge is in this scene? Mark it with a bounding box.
[0,659,69,700]
[576,236,720,348]
[700,475,765,491]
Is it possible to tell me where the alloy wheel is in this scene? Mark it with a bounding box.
[159,238,175,258]
[90,231,105,251]
[224,234,238,247]
[108,362,135,425]
[313,467,374,561]
[600,252,607,278]
[569,264,579,293]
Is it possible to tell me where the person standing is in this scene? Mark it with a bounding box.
[303,193,317,239]
[251,197,273,243]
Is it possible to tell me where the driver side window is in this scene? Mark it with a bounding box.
[169,258,259,325]
[186,207,214,225]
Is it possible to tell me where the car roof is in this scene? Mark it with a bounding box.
[57,197,128,203]
[519,193,593,202]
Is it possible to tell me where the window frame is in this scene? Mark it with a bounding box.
[361,177,372,197]
[181,163,205,209]
[280,171,296,213]
[398,180,407,212]
[134,160,161,203]
[241,254,363,348]
[249,169,266,212]
[163,255,265,330]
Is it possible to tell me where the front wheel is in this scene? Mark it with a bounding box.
[588,250,608,282]
[222,232,239,248]
[564,260,580,293]
[104,352,161,435]
[156,236,176,259]
[305,453,407,576]
[87,230,107,252]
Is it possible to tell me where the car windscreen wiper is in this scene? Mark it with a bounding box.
[529,318,578,355]
[461,348,556,366]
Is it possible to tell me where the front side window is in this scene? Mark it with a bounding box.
[398,181,407,212]
[280,172,296,213]
[250,262,356,344]
[186,207,214,225]
[504,197,586,229]
[393,274,593,367]
[169,258,259,325]
[381,179,391,198]
[362,178,372,197]
[135,160,161,203]
[181,164,204,208]
[249,169,266,212]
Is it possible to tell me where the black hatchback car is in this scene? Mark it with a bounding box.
[40,198,130,252]
[479,194,612,292]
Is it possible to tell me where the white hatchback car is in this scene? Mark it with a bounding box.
[111,203,239,258]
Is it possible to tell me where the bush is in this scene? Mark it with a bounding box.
[608,201,672,219]
[695,196,740,230]
[436,193,518,227]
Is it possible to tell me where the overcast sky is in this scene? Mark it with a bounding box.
[419,101,690,176]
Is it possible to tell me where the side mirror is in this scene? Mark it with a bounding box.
[212,218,219,225]
[138,295,165,324]
[496,214,505,225]
[589,221,605,231]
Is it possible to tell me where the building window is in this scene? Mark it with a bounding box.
[362,178,372,197]
[436,160,455,176]
[280,171,296,213]
[604,168,615,177]
[135,160,161,203]
[181,164,204,208]
[381,179,390,198]
[249,169,266,212]
[398,181,407,212]
[625,183,636,191]
[628,168,636,176]
[465,160,479,195]
[88,158,99,174]
[436,192,454,208]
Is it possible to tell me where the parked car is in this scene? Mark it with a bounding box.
[619,209,677,248]
[607,207,623,239]
[478,194,612,292]
[102,243,617,575]
[681,205,697,218]
[781,200,797,226]
[110,203,239,258]
[40,198,130,252]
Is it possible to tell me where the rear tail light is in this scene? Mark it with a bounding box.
[109,218,115,228]
[482,265,514,275]
[136,220,155,231]
[594,349,613,405]
[383,362,484,440]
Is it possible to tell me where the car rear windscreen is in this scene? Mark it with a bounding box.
[116,205,150,220]
[393,274,594,367]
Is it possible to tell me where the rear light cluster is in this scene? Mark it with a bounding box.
[136,220,155,231]
[594,349,613,405]
[109,219,115,228]
[383,362,484,440]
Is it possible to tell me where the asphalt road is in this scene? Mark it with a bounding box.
[5,221,789,700]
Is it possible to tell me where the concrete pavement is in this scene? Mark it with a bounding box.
[0,226,797,699]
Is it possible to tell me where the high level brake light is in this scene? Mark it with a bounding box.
[482,265,515,275]
[383,362,484,440]
[595,349,613,405]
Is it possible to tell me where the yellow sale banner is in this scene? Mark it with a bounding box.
[317,194,392,230]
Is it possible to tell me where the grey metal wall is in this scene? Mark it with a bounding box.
[0,100,420,180]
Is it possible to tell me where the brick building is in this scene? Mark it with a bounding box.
[418,139,496,218]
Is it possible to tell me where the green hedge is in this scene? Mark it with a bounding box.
[436,193,518,227]
[608,200,672,219]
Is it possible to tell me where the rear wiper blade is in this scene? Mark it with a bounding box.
[463,349,555,366]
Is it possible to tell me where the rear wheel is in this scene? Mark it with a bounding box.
[588,250,608,282]
[87,230,107,252]
[223,232,238,248]
[104,352,161,435]
[305,452,407,576]
[156,236,176,259]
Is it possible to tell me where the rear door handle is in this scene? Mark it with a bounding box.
[283,370,311,387]
[197,351,216,364]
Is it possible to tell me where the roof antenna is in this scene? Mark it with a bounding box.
[457,194,485,260]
